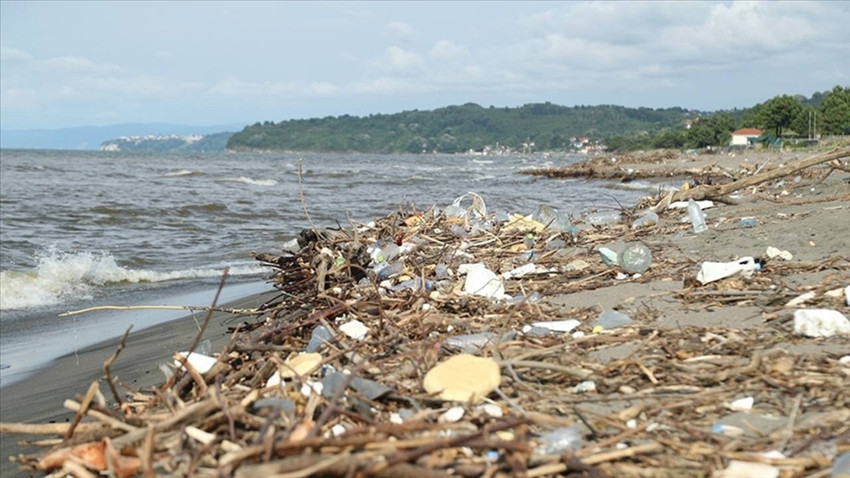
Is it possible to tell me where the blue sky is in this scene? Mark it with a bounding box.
[1,1,848,130]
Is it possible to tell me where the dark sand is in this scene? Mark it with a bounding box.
[0,290,275,477]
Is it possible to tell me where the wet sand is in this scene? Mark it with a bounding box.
[0,290,275,477]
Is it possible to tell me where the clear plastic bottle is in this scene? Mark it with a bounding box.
[687,198,707,233]
[617,242,652,274]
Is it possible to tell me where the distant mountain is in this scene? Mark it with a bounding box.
[100,132,233,152]
[0,123,246,150]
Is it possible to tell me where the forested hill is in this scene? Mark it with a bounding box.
[225,103,700,154]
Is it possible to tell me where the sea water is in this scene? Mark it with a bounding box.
[0,149,652,385]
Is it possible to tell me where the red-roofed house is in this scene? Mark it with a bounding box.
[730,128,763,146]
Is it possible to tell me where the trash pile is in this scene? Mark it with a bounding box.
[4,149,850,477]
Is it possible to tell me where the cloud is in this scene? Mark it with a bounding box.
[0,45,33,62]
[429,40,468,62]
[385,21,414,39]
[37,55,122,74]
[370,46,425,75]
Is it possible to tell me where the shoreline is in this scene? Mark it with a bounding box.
[0,289,276,477]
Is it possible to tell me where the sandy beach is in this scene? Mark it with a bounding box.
[1,144,848,477]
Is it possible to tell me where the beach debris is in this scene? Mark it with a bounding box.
[718,460,780,478]
[618,242,652,274]
[174,351,218,374]
[279,352,322,378]
[422,354,501,402]
[338,320,368,340]
[5,163,850,478]
[793,309,850,337]
[522,319,581,334]
[765,246,793,261]
[531,204,572,232]
[687,198,708,233]
[37,438,140,477]
[632,210,658,229]
[696,257,757,284]
[598,246,620,267]
[535,426,582,455]
[458,263,507,299]
[595,310,633,329]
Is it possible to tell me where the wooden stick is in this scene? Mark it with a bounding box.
[0,422,105,435]
[63,399,137,433]
[662,147,849,208]
[103,325,132,407]
[64,381,100,440]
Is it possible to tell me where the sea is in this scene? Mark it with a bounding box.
[0,149,660,386]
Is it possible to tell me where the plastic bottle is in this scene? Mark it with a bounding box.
[617,242,652,274]
[535,427,582,455]
[687,198,707,233]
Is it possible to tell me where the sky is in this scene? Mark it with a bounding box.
[1,1,849,130]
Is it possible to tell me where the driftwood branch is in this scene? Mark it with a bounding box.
[657,147,849,211]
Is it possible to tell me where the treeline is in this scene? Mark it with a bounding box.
[607,86,850,152]
[226,86,849,154]
[226,103,698,154]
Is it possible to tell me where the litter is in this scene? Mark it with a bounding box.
[696,257,757,284]
[793,309,850,337]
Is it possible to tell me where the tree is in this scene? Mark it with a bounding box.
[818,86,850,135]
[687,113,735,148]
[759,95,803,137]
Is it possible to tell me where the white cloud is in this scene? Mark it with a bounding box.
[37,55,122,74]
[429,40,468,62]
[0,45,33,62]
[385,21,414,39]
[370,46,425,75]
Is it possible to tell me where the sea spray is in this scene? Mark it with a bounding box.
[0,247,264,310]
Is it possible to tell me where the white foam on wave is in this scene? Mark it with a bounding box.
[0,248,265,311]
[163,169,200,177]
[220,177,277,187]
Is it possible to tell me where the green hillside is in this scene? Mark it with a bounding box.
[226,102,697,154]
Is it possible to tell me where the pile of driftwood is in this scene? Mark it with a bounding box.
[2,149,849,477]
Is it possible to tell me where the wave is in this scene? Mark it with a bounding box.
[0,248,265,311]
[163,169,202,177]
[219,177,277,187]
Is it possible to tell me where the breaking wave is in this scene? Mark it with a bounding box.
[219,177,277,187]
[163,169,202,177]
[0,248,264,311]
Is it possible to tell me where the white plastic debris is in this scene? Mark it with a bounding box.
[728,396,754,411]
[389,412,404,424]
[331,424,346,437]
[439,406,466,423]
[765,246,793,261]
[300,380,323,398]
[571,380,596,393]
[339,320,369,340]
[696,257,756,284]
[524,320,581,334]
[718,460,779,478]
[793,309,850,337]
[174,352,218,374]
[846,285,850,307]
[479,403,503,418]
[626,419,637,429]
[458,263,507,299]
[502,263,536,280]
[669,199,714,210]
[265,371,283,388]
[786,291,817,307]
